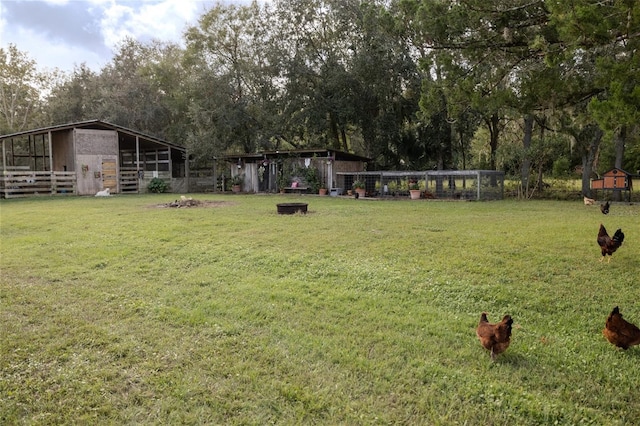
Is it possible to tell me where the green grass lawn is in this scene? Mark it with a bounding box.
[1,194,639,424]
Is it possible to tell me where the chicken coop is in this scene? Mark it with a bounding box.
[336,170,504,200]
[591,168,633,202]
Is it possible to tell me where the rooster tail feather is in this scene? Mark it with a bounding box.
[613,229,624,244]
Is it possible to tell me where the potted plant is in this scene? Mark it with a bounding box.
[319,173,328,196]
[231,173,244,193]
[387,180,398,196]
[319,184,328,196]
[352,179,366,198]
[304,166,322,194]
[399,178,409,195]
[276,172,288,193]
[409,179,421,199]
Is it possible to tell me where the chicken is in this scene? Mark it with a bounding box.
[600,201,610,214]
[584,196,595,205]
[95,188,111,197]
[476,313,513,360]
[597,224,624,262]
[603,306,640,350]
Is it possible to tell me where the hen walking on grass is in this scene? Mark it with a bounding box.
[603,307,640,350]
[476,313,513,361]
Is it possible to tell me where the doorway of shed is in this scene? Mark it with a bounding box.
[102,159,117,192]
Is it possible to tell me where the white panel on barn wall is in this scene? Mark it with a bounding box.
[74,130,118,155]
[246,163,258,192]
[76,154,117,195]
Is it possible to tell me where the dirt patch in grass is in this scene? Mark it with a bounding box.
[152,197,236,208]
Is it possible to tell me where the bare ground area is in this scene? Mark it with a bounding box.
[153,196,235,208]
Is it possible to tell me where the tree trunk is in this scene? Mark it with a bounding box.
[459,126,467,188]
[535,118,546,193]
[487,113,500,170]
[612,126,626,201]
[340,127,349,152]
[521,114,533,198]
[328,113,341,150]
[580,126,603,198]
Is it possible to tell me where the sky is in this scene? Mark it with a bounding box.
[0,0,263,73]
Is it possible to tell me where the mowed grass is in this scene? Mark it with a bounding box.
[1,194,639,425]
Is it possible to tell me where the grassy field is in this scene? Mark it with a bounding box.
[1,194,639,425]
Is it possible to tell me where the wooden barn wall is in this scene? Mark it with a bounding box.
[332,160,363,188]
[74,129,118,195]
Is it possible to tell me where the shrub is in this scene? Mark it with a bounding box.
[232,174,244,186]
[147,177,169,193]
[552,157,570,177]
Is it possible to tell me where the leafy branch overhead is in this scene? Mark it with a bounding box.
[2,0,639,183]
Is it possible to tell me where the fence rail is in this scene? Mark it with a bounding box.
[1,171,77,198]
[120,169,139,193]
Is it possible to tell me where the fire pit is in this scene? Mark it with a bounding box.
[277,203,308,215]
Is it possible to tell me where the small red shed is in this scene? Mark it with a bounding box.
[591,168,633,200]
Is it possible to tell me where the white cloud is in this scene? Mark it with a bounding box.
[1,0,271,73]
[99,0,200,49]
[3,22,106,72]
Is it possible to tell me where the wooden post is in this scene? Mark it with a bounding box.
[41,134,47,171]
[1,137,6,171]
[1,138,5,199]
[168,146,173,180]
[48,131,54,194]
[135,135,140,193]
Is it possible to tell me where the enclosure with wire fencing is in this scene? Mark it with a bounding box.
[335,170,504,201]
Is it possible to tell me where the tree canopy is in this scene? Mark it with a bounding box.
[2,0,639,187]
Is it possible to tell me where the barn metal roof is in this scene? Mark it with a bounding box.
[0,119,186,151]
[222,148,370,163]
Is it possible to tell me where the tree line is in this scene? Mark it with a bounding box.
[1,0,639,197]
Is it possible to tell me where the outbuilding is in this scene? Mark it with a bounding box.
[222,149,370,194]
[0,120,188,198]
[591,168,633,201]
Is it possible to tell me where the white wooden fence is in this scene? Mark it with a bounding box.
[1,171,77,198]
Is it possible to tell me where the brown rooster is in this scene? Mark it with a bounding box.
[597,224,624,262]
[603,306,640,350]
[476,313,513,360]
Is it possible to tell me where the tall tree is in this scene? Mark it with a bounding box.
[96,38,180,138]
[548,0,640,195]
[273,0,359,151]
[184,2,280,159]
[45,63,100,124]
[0,44,55,133]
[351,1,425,168]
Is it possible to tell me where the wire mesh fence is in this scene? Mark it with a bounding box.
[335,170,504,200]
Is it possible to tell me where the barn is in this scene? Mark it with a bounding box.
[0,120,188,198]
